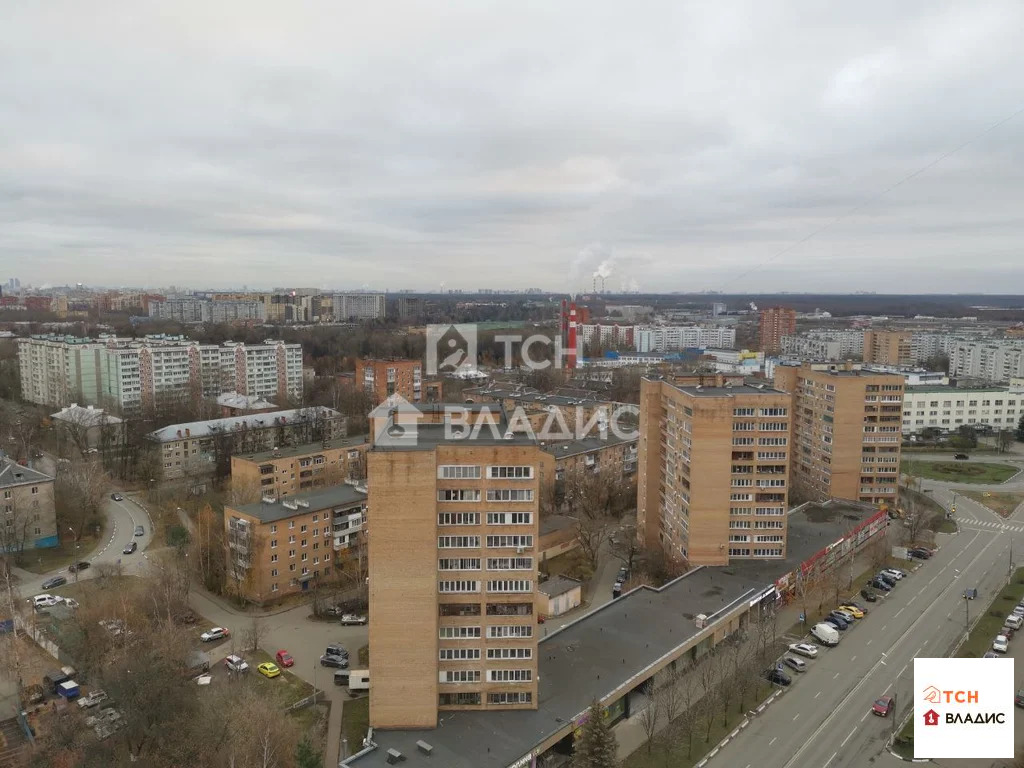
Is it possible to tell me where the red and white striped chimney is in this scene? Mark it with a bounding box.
[567,302,578,369]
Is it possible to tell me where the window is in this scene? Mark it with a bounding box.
[439,603,481,617]
[269,524,277,533]
[300,525,307,533]
[732,437,755,446]
[438,558,481,570]
[486,648,532,660]
[758,437,787,446]
[301,539,308,547]
[270,553,278,563]
[440,648,481,661]
[271,568,278,577]
[486,535,534,548]
[438,536,481,548]
[270,539,278,549]
[488,692,532,705]
[733,408,755,416]
[487,669,532,683]
[438,489,482,502]
[439,692,482,706]
[730,493,753,501]
[288,549,296,558]
[487,579,532,593]
[438,512,481,526]
[486,602,532,616]
[486,557,534,570]
[288,535,296,544]
[301,553,308,562]
[761,422,788,431]
[486,489,534,502]
[487,625,533,638]
[438,580,480,593]
[733,422,755,431]
[488,466,534,479]
[728,548,751,556]
[486,512,532,525]
[271,583,279,592]
[439,465,482,480]
[30,486,38,495]
[729,521,751,529]
[439,626,481,639]
[289,521,295,529]
[440,670,481,684]
[760,407,788,417]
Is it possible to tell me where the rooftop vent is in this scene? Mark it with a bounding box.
[261,496,276,504]
[695,613,708,629]
[385,749,405,764]
[295,500,309,508]
[416,741,433,755]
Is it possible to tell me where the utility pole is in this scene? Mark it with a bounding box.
[891,692,897,740]
[964,594,970,641]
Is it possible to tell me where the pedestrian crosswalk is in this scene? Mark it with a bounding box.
[961,518,1024,534]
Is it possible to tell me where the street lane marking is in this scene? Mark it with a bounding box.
[908,596,916,605]
[899,663,907,676]
[894,608,903,617]
[850,656,856,662]
[866,639,872,645]
[769,737,777,746]
[823,751,838,768]
[860,711,869,722]
[814,691,821,699]
[793,713,800,721]
[779,531,994,768]
[918,587,926,595]
[840,727,857,747]
[833,672,840,680]
[881,624,887,631]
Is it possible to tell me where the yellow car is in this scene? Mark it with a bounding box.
[257,662,281,678]
[839,605,864,619]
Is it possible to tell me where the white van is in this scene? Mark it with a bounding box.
[811,623,840,646]
[1005,614,1023,631]
[347,669,369,697]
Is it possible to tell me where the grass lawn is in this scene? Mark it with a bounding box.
[957,568,1024,659]
[18,516,111,574]
[902,445,997,454]
[50,574,146,602]
[902,460,1018,484]
[342,695,369,755]
[622,682,776,768]
[250,649,323,706]
[358,644,369,667]
[961,491,1024,518]
[892,714,915,758]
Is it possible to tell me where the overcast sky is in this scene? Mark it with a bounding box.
[2,1,1024,293]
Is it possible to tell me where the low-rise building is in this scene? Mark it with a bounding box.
[901,384,1024,434]
[225,484,368,603]
[217,392,279,417]
[539,432,637,484]
[537,576,582,618]
[0,458,57,551]
[147,407,346,484]
[538,515,577,561]
[230,436,370,501]
[50,404,125,451]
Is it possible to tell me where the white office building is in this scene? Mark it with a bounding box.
[901,384,1024,434]
[634,325,735,352]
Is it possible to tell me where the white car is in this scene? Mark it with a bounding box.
[224,654,249,673]
[788,643,819,658]
[31,594,62,608]
[63,598,80,609]
[200,627,229,642]
[339,614,368,626]
[77,690,108,709]
[880,569,905,581]
[993,635,1009,653]
[1012,606,1024,617]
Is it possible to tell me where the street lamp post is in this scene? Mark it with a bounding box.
[891,692,897,740]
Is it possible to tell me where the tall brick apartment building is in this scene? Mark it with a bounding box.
[366,406,544,728]
[758,306,796,355]
[355,358,424,405]
[638,376,792,566]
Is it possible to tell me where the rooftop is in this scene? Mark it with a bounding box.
[541,432,637,459]
[216,392,278,410]
[670,382,786,397]
[371,422,538,452]
[906,384,1013,394]
[464,386,619,408]
[232,484,367,524]
[345,566,769,768]
[236,435,369,463]
[538,575,582,598]
[146,406,342,443]
[539,514,575,537]
[50,404,123,426]
[0,458,53,488]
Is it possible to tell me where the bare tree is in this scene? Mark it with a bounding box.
[716,645,738,726]
[562,467,618,569]
[242,611,266,654]
[54,460,110,544]
[997,430,1015,454]
[794,567,823,627]
[698,652,720,742]
[638,683,661,754]
[867,532,889,571]
[609,524,641,574]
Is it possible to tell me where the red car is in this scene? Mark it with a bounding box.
[872,696,893,717]
[275,650,294,668]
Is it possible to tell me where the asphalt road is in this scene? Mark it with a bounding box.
[714,525,1015,768]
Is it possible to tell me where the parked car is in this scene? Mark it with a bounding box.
[964,589,979,600]
[110,493,124,501]
[880,568,905,581]
[872,696,894,717]
[788,643,818,659]
[224,655,249,673]
[764,667,792,686]
[811,623,840,646]
[77,690,109,709]
[826,612,851,629]
[122,541,137,555]
[63,598,79,609]
[993,635,1009,653]
[782,656,807,673]
[325,645,349,659]
[31,594,62,608]
[134,525,145,537]
[41,576,67,590]
[860,589,878,603]
[68,561,90,574]
[823,618,847,632]
[320,654,349,669]
[257,662,281,678]
[617,567,630,583]
[200,627,229,642]
[339,614,368,626]
[875,573,897,588]
[833,609,858,623]
[984,651,1000,659]
[908,548,933,560]
[954,453,970,460]
[1006,615,1024,631]
[871,576,894,591]
[275,650,294,667]
[843,601,868,614]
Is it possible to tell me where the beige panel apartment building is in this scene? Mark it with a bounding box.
[863,330,914,367]
[230,436,369,501]
[773,362,903,507]
[367,413,543,729]
[638,376,792,566]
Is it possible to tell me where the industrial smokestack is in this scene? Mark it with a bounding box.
[561,298,568,347]
[567,302,578,370]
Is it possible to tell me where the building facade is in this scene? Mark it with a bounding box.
[334,293,386,321]
[638,377,792,566]
[366,411,543,728]
[863,330,914,367]
[230,436,369,500]
[18,335,302,414]
[758,307,796,355]
[780,330,865,361]
[354,358,424,405]
[950,341,1024,383]
[901,384,1024,434]
[635,325,736,352]
[773,362,903,507]
[147,406,346,482]
[0,458,58,551]
[225,484,368,603]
